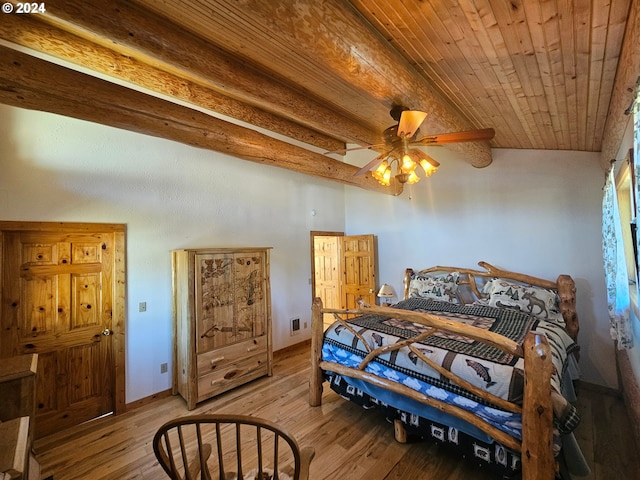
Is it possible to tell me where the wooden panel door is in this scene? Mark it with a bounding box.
[342,235,376,310]
[311,232,376,320]
[0,225,125,438]
[313,236,341,328]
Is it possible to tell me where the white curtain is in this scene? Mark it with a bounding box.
[602,168,634,349]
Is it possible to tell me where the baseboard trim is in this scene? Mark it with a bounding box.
[274,339,311,357]
[125,388,173,412]
[124,340,311,413]
[575,379,621,398]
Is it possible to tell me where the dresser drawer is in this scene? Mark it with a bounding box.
[197,352,268,401]
[197,336,267,378]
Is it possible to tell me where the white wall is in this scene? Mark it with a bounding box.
[344,146,616,388]
[0,105,346,402]
[0,103,619,399]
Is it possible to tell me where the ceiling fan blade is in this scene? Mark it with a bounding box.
[354,151,392,176]
[397,110,428,138]
[325,143,386,155]
[414,128,495,145]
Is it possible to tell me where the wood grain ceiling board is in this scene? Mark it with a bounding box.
[132,0,493,166]
[351,0,632,152]
[132,0,396,132]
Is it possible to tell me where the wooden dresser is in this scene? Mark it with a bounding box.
[172,247,272,410]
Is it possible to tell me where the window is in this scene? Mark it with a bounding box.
[604,85,639,349]
[616,151,637,282]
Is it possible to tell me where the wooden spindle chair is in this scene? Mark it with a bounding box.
[153,414,315,480]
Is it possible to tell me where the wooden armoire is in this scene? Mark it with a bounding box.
[172,247,272,410]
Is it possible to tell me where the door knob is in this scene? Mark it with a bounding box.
[102,328,112,336]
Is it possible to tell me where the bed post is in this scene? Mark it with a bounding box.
[309,297,324,406]
[403,268,414,299]
[521,332,555,480]
[557,274,579,341]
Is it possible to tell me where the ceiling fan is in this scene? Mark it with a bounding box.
[332,105,495,189]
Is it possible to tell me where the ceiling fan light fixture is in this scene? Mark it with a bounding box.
[380,166,392,186]
[395,172,410,184]
[372,159,389,182]
[401,153,417,171]
[405,170,420,184]
[419,156,440,177]
[350,106,493,193]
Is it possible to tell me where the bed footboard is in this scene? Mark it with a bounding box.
[309,297,557,480]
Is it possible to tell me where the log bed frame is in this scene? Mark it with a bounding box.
[309,261,579,480]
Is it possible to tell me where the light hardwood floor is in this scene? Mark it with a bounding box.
[34,343,640,480]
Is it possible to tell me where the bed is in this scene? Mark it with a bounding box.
[309,261,584,480]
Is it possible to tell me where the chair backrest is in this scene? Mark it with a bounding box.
[153,414,314,480]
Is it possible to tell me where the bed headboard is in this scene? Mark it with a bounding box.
[403,261,579,341]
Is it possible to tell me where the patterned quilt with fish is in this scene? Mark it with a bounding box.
[322,297,577,410]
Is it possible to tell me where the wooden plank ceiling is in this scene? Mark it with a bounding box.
[0,0,638,193]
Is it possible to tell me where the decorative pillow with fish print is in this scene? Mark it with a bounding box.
[483,278,564,324]
[409,272,460,304]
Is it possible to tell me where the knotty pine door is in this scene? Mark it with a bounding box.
[341,234,377,309]
[0,222,126,438]
[312,233,376,324]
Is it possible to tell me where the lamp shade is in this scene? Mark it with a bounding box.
[377,283,395,298]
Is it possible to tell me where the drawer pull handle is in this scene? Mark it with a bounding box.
[247,346,259,352]
[211,371,238,385]
[211,365,260,386]
[210,357,225,365]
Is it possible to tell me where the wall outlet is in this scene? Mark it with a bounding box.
[290,317,301,336]
[139,301,147,312]
[160,362,168,374]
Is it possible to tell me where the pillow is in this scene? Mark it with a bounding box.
[483,278,564,324]
[409,272,460,304]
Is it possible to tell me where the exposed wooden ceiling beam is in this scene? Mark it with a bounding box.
[32,0,380,148]
[35,0,491,167]
[133,0,494,167]
[600,0,639,169]
[0,46,393,195]
[0,13,344,153]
